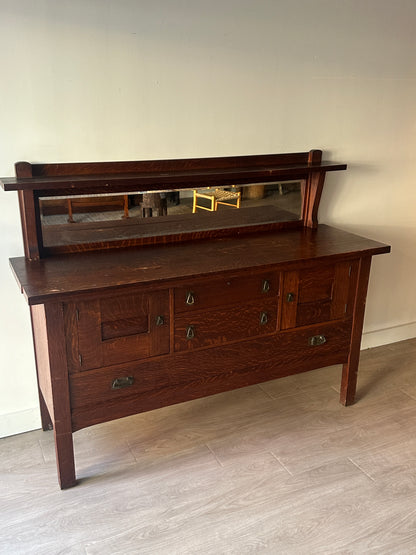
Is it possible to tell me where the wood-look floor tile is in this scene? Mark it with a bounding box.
[38,430,138,483]
[0,429,46,471]
[349,435,416,483]
[137,383,274,428]
[83,458,369,555]
[271,415,415,476]
[2,339,416,554]
[206,387,416,470]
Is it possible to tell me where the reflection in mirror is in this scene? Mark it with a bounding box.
[40,181,302,248]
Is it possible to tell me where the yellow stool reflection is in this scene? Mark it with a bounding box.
[192,187,241,213]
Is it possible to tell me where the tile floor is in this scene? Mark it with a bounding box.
[1,338,416,554]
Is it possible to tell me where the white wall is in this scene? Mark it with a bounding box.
[1,0,415,437]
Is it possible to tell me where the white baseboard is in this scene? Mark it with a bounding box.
[0,408,41,439]
[361,321,416,350]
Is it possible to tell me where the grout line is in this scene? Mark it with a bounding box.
[256,383,275,400]
[400,388,416,402]
[269,451,293,476]
[205,444,224,468]
[347,457,376,482]
[126,440,139,463]
[38,439,49,464]
[257,383,302,401]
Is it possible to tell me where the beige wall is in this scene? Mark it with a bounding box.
[1,0,415,436]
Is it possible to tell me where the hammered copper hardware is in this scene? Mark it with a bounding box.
[308,335,327,346]
[111,376,134,390]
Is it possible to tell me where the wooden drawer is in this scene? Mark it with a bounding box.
[174,298,278,352]
[69,319,353,431]
[174,270,279,313]
[281,261,358,329]
[64,290,170,372]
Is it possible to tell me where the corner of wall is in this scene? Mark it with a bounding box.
[0,408,41,439]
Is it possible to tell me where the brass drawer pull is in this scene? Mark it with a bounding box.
[111,376,134,390]
[186,291,195,305]
[262,280,270,293]
[308,335,327,346]
[260,311,268,325]
[286,292,295,302]
[155,315,165,326]
[186,325,195,340]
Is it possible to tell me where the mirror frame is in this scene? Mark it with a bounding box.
[38,181,303,252]
[0,150,347,260]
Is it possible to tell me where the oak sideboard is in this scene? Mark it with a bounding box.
[1,150,390,488]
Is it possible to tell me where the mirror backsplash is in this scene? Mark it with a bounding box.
[40,181,302,247]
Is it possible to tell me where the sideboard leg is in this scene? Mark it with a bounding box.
[54,431,76,489]
[340,360,359,406]
[38,389,53,431]
[36,302,77,488]
[340,256,372,406]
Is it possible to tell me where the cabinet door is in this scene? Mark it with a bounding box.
[281,261,358,329]
[65,290,169,372]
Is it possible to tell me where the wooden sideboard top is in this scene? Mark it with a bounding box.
[10,225,390,305]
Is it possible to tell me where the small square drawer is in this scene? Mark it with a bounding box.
[64,289,170,372]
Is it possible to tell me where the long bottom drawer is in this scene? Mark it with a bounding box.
[70,319,352,431]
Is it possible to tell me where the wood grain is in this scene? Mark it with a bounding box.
[10,225,390,306]
[173,269,279,314]
[173,298,278,351]
[69,319,353,430]
[1,150,346,192]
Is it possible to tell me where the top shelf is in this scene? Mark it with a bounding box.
[0,151,346,193]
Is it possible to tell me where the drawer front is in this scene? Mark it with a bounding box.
[70,319,352,431]
[174,298,278,352]
[64,290,170,372]
[174,270,279,313]
[281,261,358,329]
